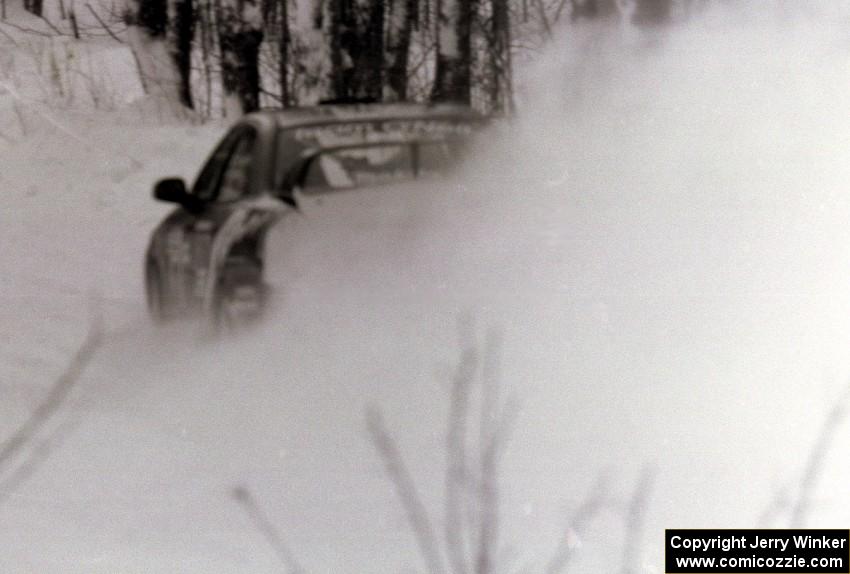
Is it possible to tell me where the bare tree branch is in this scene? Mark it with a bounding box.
[532,0,553,39]
[475,328,502,574]
[0,417,80,507]
[620,465,656,574]
[367,406,447,574]
[789,382,850,528]
[757,483,792,528]
[0,19,54,37]
[0,23,19,44]
[552,0,570,22]
[445,347,477,574]
[0,319,103,478]
[37,13,65,35]
[232,485,305,574]
[545,472,611,574]
[85,3,124,43]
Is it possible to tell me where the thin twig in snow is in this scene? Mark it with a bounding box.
[0,19,53,37]
[757,483,792,528]
[0,416,81,507]
[85,3,124,43]
[532,0,553,38]
[620,465,656,574]
[0,23,18,44]
[789,382,850,528]
[445,347,477,574]
[545,472,611,574]
[0,317,103,478]
[37,13,66,36]
[475,329,503,574]
[232,485,305,574]
[367,406,447,574]
[552,0,570,22]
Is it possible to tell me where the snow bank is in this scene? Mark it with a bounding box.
[0,37,144,117]
[0,113,224,440]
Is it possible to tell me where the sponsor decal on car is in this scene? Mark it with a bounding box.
[292,119,474,148]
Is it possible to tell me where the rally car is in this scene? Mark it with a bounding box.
[144,103,485,326]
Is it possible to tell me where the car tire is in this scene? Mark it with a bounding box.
[211,257,266,332]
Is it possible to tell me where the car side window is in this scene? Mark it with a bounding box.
[192,127,257,203]
[217,131,257,202]
[193,135,236,202]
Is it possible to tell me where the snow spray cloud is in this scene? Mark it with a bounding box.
[424,1,850,568]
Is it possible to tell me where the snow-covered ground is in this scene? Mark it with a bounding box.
[3,2,850,573]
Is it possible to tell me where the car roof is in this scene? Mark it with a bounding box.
[247,102,483,131]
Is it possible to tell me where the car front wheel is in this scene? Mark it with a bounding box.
[146,264,167,323]
[211,257,266,331]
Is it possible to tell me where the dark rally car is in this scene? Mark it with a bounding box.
[144,103,484,325]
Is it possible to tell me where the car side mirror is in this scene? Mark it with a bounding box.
[280,194,299,210]
[153,178,203,213]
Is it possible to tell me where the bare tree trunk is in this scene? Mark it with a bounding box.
[431,0,473,104]
[328,0,350,99]
[69,6,79,38]
[384,0,415,101]
[278,0,290,106]
[217,0,264,115]
[328,0,384,101]
[136,0,167,38]
[170,0,195,108]
[198,0,214,117]
[361,0,384,98]
[23,0,43,16]
[126,0,190,116]
[488,0,511,113]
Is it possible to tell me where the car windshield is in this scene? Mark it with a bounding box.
[298,142,458,194]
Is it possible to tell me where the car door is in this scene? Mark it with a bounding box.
[159,125,261,312]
